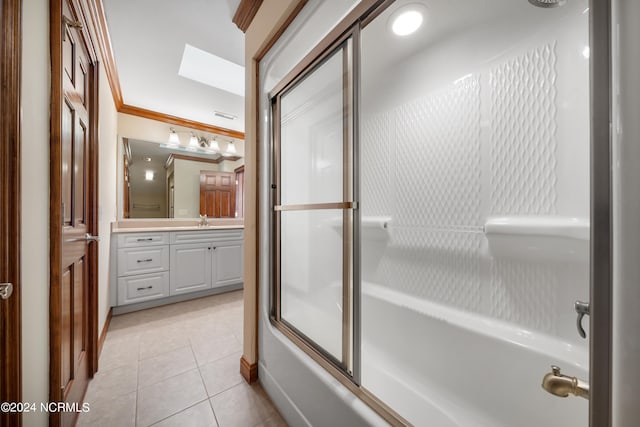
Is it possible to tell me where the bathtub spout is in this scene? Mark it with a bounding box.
[542,365,589,399]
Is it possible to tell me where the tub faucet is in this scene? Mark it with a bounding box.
[199,214,208,227]
[542,365,589,399]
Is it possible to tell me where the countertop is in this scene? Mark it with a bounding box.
[111,219,244,234]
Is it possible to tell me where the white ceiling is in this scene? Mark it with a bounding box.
[103,0,245,132]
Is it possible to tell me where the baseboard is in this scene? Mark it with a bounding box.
[112,283,243,315]
[240,355,258,384]
[98,308,112,356]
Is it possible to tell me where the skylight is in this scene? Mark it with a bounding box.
[178,44,245,97]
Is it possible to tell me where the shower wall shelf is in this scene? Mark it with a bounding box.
[484,216,589,262]
[484,216,589,240]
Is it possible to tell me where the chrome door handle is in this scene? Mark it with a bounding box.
[0,283,13,300]
[85,233,100,243]
[575,301,590,339]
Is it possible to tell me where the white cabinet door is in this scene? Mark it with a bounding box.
[170,243,212,295]
[213,242,243,287]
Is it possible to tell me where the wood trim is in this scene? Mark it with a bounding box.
[49,0,65,416]
[98,308,112,357]
[254,0,309,61]
[233,0,264,33]
[83,0,123,108]
[119,104,245,140]
[87,61,101,377]
[167,153,242,166]
[240,356,258,383]
[0,0,23,425]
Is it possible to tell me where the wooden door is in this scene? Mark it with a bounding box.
[0,0,22,425]
[51,1,98,426]
[199,171,236,218]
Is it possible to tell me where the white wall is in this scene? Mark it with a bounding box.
[98,64,118,333]
[21,1,50,425]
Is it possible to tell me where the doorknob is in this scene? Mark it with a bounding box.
[575,301,590,339]
[0,283,14,300]
[85,233,101,243]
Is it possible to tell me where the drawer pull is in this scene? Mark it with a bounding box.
[137,258,153,263]
[136,286,153,291]
[137,238,154,242]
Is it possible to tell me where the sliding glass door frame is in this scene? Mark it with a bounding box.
[270,32,357,376]
[267,1,409,425]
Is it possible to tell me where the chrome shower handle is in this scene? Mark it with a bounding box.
[575,301,590,339]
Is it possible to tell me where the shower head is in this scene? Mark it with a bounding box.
[528,0,566,7]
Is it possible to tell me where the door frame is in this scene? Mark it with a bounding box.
[589,0,613,425]
[49,0,100,423]
[0,0,23,425]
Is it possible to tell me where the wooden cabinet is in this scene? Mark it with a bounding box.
[113,228,243,310]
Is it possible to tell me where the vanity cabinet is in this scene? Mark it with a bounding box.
[170,229,244,294]
[116,232,170,305]
[170,243,212,295]
[113,228,243,310]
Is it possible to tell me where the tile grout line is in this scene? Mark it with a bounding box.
[135,335,141,427]
[191,339,222,426]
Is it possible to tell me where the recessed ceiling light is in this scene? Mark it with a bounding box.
[145,171,154,181]
[144,157,152,162]
[390,5,425,36]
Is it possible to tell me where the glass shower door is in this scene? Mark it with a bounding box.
[272,40,354,371]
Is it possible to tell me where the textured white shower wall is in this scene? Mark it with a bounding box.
[360,0,590,345]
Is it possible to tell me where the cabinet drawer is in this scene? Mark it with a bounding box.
[117,246,169,276]
[117,232,170,247]
[118,271,169,305]
[170,229,243,244]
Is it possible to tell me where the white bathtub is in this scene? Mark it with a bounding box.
[361,282,589,427]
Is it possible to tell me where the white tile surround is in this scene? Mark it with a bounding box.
[78,291,286,427]
[361,38,589,344]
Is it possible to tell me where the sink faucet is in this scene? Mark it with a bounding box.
[199,214,208,227]
[542,365,589,399]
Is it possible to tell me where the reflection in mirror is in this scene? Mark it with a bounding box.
[123,138,244,219]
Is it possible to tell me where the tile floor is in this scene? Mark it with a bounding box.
[78,290,287,427]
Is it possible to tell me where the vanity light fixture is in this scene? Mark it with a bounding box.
[189,133,199,147]
[390,5,425,36]
[168,128,180,145]
[225,140,237,156]
[209,137,220,152]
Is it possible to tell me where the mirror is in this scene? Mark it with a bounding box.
[123,138,244,219]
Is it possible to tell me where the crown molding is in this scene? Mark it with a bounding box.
[85,0,123,108]
[88,0,245,140]
[119,104,245,140]
[233,0,264,33]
